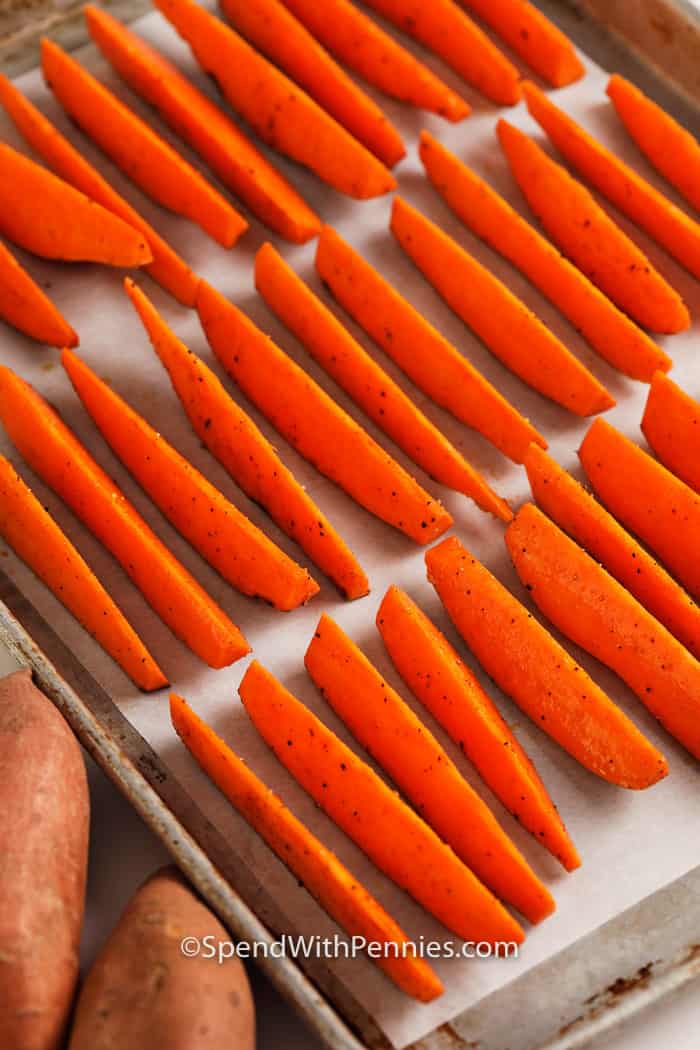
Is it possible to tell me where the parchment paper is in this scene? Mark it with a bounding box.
[2,11,700,1046]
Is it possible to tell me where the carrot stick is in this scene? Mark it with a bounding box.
[642,371,700,496]
[219,0,405,167]
[377,586,579,870]
[507,503,700,761]
[239,660,525,945]
[125,279,367,600]
[426,535,668,789]
[170,692,444,1001]
[255,242,511,522]
[419,131,671,383]
[315,224,546,465]
[0,367,248,668]
[0,455,167,691]
[579,418,700,601]
[196,279,453,545]
[497,118,689,335]
[361,0,521,106]
[305,613,555,923]
[0,239,77,348]
[153,0,396,200]
[83,6,319,245]
[458,0,584,87]
[41,39,247,248]
[0,72,198,307]
[523,80,700,284]
[0,142,151,267]
[525,443,700,662]
[607,74,700,214]
[277,0,470,122]
[391,196,614,417]
[61,349,318,612]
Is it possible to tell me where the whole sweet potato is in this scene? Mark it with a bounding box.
[69,867,255,1049]
[0,668,90,1050]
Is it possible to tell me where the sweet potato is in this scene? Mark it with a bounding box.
[0,456,167,691]
[362,0,521,105]
[507,503,700,760]
[391,196,615,416]
[154,0,396,199]
[68,867,255,1050]
[306,614,555,923]
[426,536,668,789]
[0,238,77,347]
[0,669,89,1050]
[579,418,700,601]
[0,72,198,307]
[41,39,247,248]
[62,348,318,612]
[419,131,671,383]
[497,118,689,335]
[278,0,470,121]
[255,242,511,521]
[196,279,453,544]
[220,0,405,167]
[641,371,700,495]
[523,80,700,283]
[239,660,525,945]
[315,224,546,464]
[126,278,367,600]
[376,585,580,870]
[0,142,150,266]
[170,693,444,1001]
[607,74,700,214]
[83,6,319,244]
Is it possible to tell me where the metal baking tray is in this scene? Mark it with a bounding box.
[2,2,700,1048]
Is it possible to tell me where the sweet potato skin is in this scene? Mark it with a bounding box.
[0,669,89,1050]
[69,867,255,1050]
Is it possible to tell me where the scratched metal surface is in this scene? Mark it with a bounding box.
[1,2,700,1049]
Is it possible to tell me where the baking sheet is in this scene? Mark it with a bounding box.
[1,9,700,1048]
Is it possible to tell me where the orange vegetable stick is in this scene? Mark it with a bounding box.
[458,0,584,87]
[0,367,248,668]
[607,74,700,214]
[507,503,700,761]
[170,692,444,1001]
[153,0,396,199]
[220,0,405,167]
[419,131,671,383]
[391,196,614,416]
[196,280,452,545]
[523,80,700,283]
[642,371,700,495]
[497,118,689,335]
[306,613,555,923]
[0,72,198,307]
[361,0,521,106]
[41,39,247,248]
[255,242,511,522]
[0,455,167,691]
[315,224,546,464]
[579,418,700,601]
[525,443,700,663]
[239,660,525,945]
[0,239,77,348]
[62,349,318,612]
[426,536,668,789]
[277,0,470,122]
[125,279,367,600]
[377,585,579,870]
[83,6,319,245]
[0,142,150,267]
